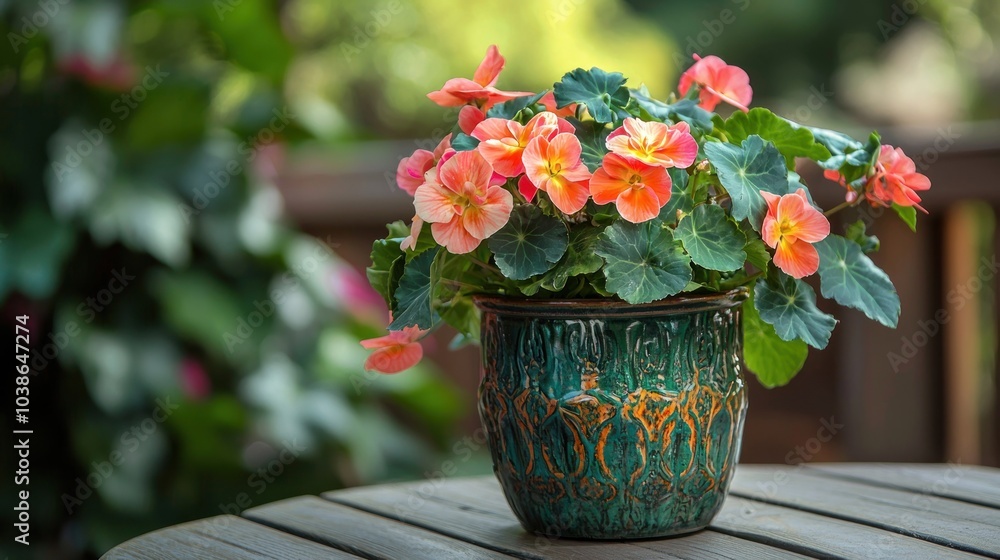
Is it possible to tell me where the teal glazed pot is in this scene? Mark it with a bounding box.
[474,289,749,540]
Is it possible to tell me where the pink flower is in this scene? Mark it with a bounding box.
[427,45,533,110]
[590,153,672,223]
[761,189,830,279]
[396,149,435,196]
[522,133,592,214]
[678,54,752,112]
[413,150,513,254]
[606,118,698,169]
[400,215,423,251]
[360,326,424,374]
[332,266,390,326]
[180,358,211,401]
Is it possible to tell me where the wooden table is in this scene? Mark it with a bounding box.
[103,463,1000,559]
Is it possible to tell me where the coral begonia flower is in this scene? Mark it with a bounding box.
[678,54,752,112]
[606,118,698,169]
[539,91,577,118]
[427,45,533,109]
[522,133,592,214]
[472,112,564,177]
[458,106,486,135]
[396,149,435,196]
[870,145,931,212]
[360,326,424,374]
[413,150,513,254]
[760,189,830,279]
[590,153,672,223]
[823,145,930,213]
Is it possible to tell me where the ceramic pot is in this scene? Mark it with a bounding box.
[475,289,748,539]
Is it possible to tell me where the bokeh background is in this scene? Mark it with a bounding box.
[1,0,998,557]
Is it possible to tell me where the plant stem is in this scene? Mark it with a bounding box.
[824,200,856,217]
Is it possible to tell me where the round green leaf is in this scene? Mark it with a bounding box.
[595,220,692,304]
[488,205,568,281]
[754,275,837,350]
[675,204,747,272]
[390,249,438,330]
[724,108,832,167]
[743,292,808,388]
[553,67,629,123]
[704,135,789,230]
[815,235,900,328]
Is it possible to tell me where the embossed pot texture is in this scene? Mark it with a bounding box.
[474,289,749,540]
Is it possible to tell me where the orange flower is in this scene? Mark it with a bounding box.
[606,118,698,169]
[590,153,672,223]
[824,145,931,213]
[427,45,532,110]
[678,54,752,112]
[471,112,567,177]
[360,326,424,374]
[522,133,592,214]
[761,189,830,279]
[458,106,485,135]
[413,150,513,254]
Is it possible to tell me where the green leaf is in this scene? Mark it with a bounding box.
[743,291,808,387]
[893,203,917,232]
[488,205,568,281]
[845,220,880,253]
[451,133,480,151]
[486,91,546,120]
[724,108,831,167]
[675,204,747,272]
[754,276,837,349]
[704,135,790,229]
[571,118,611,172]
[553,67,629,124]
[390,250,438,330]
[430,247,491,343]
[367,222,407,308]
[815,235,899,328]
[519,226,604,296]
[659,169,694,224]
[630,88,714,135]
[743,235,771,270]
[595,221,692,304]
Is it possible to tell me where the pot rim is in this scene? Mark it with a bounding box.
[473,287,748,318]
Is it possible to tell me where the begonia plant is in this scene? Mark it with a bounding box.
[362,45,931,386]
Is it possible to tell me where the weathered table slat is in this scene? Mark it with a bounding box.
[730,466,1000,557]
[714,495,985,559]
[102,464,1000,559]
[806,463,1000,509]
[244,495,511,559]
[101,515,360,559]
[327,477,809,559]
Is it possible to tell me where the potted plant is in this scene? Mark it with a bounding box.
[360,45,931,539]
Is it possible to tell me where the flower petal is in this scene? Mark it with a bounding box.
[473,45,505,87]
[431,217,481,254]
[414,182,458,223]
[544,176,590,214]
[462,187,513,239]
[774,238,820,279]
[364,342,423,374]
[439,150,494,193]
[616,185,662,223]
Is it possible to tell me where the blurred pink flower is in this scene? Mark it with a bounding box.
[180,358,211,401]
[332,266,389,326]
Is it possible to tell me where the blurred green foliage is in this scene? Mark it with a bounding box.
[0,1,469,557]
